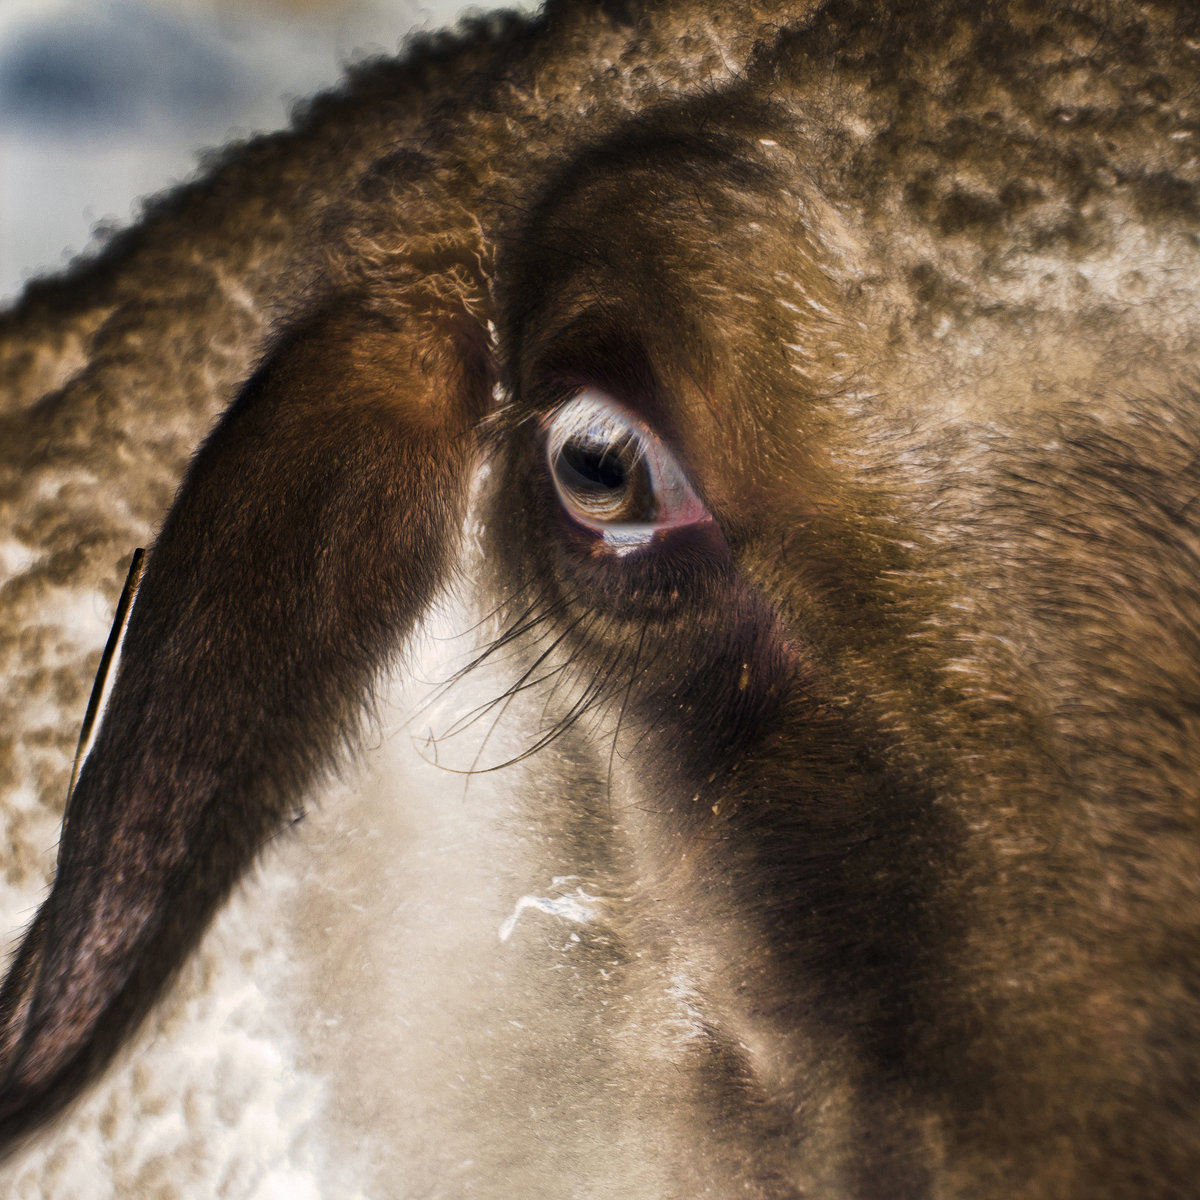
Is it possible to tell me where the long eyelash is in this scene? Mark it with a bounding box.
[450,612,592,774]
[487,636,627,771]
[408,574,577,767]
[459,584,561,665]
[606,615,649,806]
[417,569,651,780]
[405,580,557,727]
[442,602,573,733]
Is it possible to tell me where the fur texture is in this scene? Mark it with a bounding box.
[1,1,1199,1196]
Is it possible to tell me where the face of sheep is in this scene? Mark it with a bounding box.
[2,2,1200,1196]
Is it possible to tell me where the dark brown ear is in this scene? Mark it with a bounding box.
[0,301,490,1148]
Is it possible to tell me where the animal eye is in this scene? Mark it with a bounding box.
[544,390,710,549]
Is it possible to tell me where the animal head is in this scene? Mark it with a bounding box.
[2,1,1199,1195]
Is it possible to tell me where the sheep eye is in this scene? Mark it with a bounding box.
[545,390,710,549]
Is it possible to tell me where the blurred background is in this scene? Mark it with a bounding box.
[0,0,521,303]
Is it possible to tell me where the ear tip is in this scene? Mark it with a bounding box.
[0,906,132,1155]
[0,1084,45,1158]
[0,923,63,1152]
[0,1066,99,1163]
[0,1046,61,1159]
[0,988,128,1157]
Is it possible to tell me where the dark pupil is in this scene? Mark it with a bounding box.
[559,438,627,492]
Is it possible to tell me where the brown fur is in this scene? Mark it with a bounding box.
[1,1,1199,1195]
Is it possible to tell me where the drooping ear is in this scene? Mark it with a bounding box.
[0,299,491,1148]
